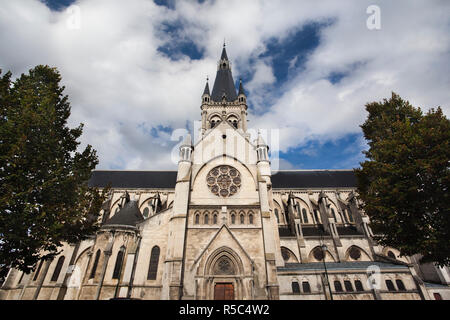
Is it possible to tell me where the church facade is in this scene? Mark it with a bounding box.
[1,46,448,300]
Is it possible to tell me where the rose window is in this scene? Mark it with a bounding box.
[207,165,241,197]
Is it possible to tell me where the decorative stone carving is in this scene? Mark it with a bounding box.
[213,256,235,275]
[313,247,324,261]
[207,165,241,197]
[349,246,361,260]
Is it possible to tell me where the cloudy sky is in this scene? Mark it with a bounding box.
[1,0,449,171]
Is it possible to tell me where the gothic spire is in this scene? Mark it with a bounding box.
[238,78,245,95]
[203,78,210,95]
[211,44,237,102]
[220,43,229,60]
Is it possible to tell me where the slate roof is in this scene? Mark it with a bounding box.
[278,261,409,272]
[203,81,210,95]
[211,68,237,102]
[88,170,357,189]
[211,46,238,102]
[88,170,177,189]
[271,170,357,189]
[103,200,144,227]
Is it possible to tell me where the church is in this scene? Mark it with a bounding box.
[1,45,449,300]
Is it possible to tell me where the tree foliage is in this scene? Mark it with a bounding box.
[355,92,450,266]
[0,65,107,279]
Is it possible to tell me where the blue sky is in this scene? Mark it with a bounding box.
[1,0,449,170]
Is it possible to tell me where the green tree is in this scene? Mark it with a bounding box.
[0,65,106,279]
[355,92,450,266]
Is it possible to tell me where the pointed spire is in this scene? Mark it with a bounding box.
[203,77,210,95]
[211,44,237,102]
[238,78,245,95]
[221,41,228,60]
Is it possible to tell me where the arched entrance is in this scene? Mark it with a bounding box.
[212,255,236,300]
[204,247,244,300]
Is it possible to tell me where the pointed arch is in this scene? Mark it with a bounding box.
[280,246,299,263]
[90,249,101,279]
[204,246,244,276]
[192,155,258,190]
[147,246,160,280]
[294,197,313,224]
[344,245,372,261]
[50,256,65,282]
[308,246,336,262]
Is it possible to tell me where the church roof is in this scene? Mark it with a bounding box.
[103,199,143,227]
[88,170,356,189]
[271,170,356,189]
[211,46,238,102]
[89,170,177,189]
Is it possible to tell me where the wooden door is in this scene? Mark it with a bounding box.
[214,283,234,300]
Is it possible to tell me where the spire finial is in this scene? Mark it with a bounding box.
[223,38,226,48]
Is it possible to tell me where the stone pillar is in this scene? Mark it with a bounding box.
[33,258,52,300]
[163,134,192,300]
[95,236,114,300]
[256,133,279,300]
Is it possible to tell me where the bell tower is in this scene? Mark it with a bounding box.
[200,44,248,135]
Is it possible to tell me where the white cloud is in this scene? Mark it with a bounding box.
[0,0,448,169]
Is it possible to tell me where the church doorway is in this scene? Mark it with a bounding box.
[214,283,234,300]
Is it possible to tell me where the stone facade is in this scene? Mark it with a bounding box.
[0,46,447,300]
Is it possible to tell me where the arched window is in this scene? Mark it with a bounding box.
[112,247,125,279]
[232,120,238,128]
[292,281,300,294]
[240,214,244,224]
[195,214,200,225]
[334,280,343,292]
[211,120,216,128]
[213,214,218,224]
[295,203,300,216]
[249,214,254,224]
[331,208,337,221]
[90,250,101,279]
[344,280,354,292]
[33,260,44,281]
[313,210,320,224]
[147,246,160,280]
[387,251,396,259]
[302,281,311,293]
[204,214,209,225]
[274,209,279,223]
[231,214,236,224]
[385,279,396,291]
[302,208,308,223]
[434,293,443,300]
[347,209,354,222]
[355,280,364,291]
[143,207,149,218]
[396,279,406,291]
[51,256,65,282]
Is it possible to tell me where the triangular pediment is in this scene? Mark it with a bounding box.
[190,224,254,275]
[193,121,257,166]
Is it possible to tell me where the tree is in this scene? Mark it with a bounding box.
[355,92,450,266]
[0,65,107,279]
